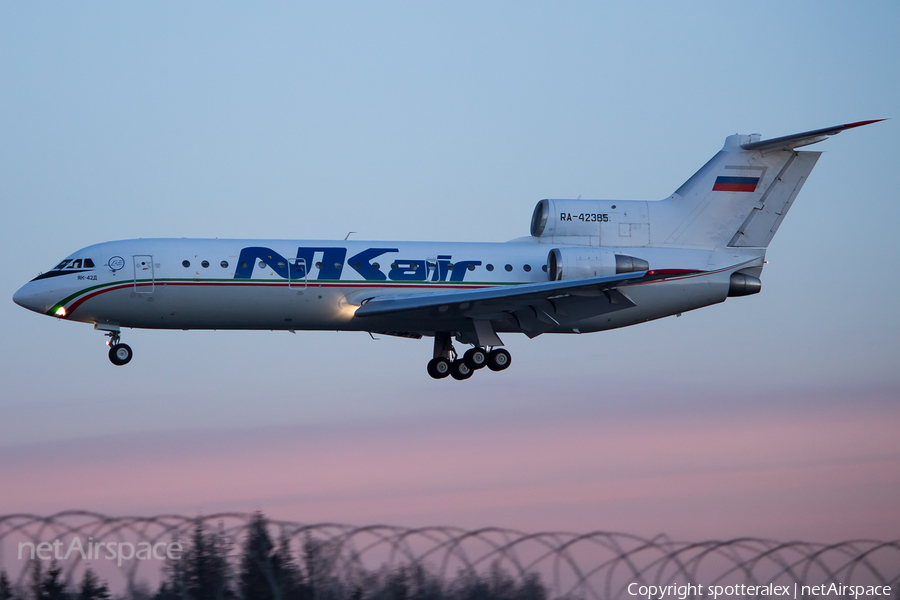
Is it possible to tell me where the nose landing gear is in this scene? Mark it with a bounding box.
[109,343,133,366]
[101,328,133,366]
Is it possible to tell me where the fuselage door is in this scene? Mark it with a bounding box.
[289,258,307,288]
[133,255,155,293]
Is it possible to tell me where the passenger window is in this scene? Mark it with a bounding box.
[259,261,266,269]
[220,261,229,268]
[523,264,531,272]
[183,260,191,268]
[504,264,512,272]
[486,264,494,271]
[240,261,248,269]
[201,260,210,268]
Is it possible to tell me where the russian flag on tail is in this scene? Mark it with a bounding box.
[713,176,760,192]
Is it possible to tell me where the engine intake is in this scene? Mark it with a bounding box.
[530,198,650,246]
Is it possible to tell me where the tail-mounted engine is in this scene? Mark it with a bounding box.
[531,198,650,246]
[547,247,649,281]
[728,272,762,296]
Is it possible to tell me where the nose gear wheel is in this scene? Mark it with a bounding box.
[101,329,134,366]
[109,343,133,366]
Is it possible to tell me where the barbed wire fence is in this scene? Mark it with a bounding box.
[0,512,898,599]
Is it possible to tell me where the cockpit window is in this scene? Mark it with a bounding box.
[33,257,95,283]
[52,258,95,270]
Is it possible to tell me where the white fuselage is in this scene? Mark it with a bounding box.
[14,237,762,336]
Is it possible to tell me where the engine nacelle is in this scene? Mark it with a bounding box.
[531,198,650,246]
[548,247,649,281]
[728,273,762,297]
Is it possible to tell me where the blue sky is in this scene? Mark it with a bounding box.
[1,2,898,541]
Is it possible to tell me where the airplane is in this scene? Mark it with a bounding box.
[12,120,882,380]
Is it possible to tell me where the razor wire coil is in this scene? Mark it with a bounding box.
[0,512,897,599]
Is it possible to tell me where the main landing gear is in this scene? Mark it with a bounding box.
[102,329,133,366]
[427,333,511,380]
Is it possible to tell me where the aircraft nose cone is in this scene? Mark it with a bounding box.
[13,281,49,314]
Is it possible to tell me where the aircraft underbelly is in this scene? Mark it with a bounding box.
[74,284,355,330]
[571,272,730,333]
[70,271,730,335]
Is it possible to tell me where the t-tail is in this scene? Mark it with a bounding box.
[652,120,884,250]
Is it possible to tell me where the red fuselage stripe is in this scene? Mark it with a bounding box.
[64,281,494,316]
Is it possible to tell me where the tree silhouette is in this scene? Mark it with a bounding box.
[237,513,305,600]
[185,521,234,600]
[156,521,234,600]
[274,529,306,599]
[448,563,547,600]
[76,569,109,600]
[0,571,15,600]
[32,561,69,600]
[300,534,339,598]
[156,533,188,600]
[147,512,553,600]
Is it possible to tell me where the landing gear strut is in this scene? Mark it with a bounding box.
[426,333,510,380]
[103,329,133,366]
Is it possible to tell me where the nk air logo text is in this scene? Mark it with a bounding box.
[233,247,482,283]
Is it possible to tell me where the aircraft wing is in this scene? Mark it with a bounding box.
[740,119,885,152]
[353,270,648,337]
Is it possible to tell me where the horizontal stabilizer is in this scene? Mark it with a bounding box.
[740,120,884,152]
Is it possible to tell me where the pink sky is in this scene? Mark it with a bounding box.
[3,391,898,543]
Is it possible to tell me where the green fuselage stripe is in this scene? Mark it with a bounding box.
[45,277,522,316]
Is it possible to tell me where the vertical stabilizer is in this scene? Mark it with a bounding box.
[651,135,817,249]
[726,151,820,247]
[649,121,882,250]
